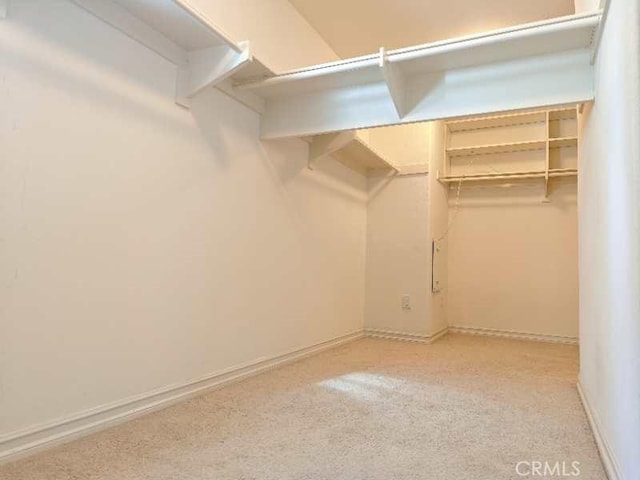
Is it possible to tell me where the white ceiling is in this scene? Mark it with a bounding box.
[288,0,576,58]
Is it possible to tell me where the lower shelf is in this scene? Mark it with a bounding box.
[439,168,577,183]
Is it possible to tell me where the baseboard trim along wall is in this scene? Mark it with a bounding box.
[449,326,578,345]
[364,327,449,344]
[0,330,364,464]
[576,381,623,480]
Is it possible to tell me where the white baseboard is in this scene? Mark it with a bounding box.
[576,381,623,480]
[0,330,364,464]
[449,325,578,345]
[364,327,449,344]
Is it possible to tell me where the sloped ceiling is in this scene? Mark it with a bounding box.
[288,0,575,58]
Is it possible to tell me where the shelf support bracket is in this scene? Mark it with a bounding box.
[307,131,356,170]
[0,0,9,19]
[176,41,252,108]
[379,47,406,119]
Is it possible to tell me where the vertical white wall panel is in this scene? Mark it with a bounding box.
[0,0,365,458]
[577,0,640,477]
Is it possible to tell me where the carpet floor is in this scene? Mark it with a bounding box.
[0,334,606,480]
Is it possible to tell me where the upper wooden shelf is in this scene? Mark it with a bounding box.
[446,136,578,158]
[549,137,578,148]
[441,106,578,197]
[447,111,547,133]
[447,140,547,158]
[446,107,579,133]
[549,108,578,121]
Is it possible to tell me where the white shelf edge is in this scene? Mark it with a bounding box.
[236,10,598,87]
[446,137,578,157]
[386,11,601,58]
[235,55,381,93]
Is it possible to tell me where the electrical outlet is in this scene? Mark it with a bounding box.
[401,294,411,311]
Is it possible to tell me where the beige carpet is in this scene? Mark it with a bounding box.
[1,334,606,480]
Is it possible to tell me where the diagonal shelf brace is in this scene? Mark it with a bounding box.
[379,47,406,118]
[308,131,357,170]
[176,41,252,107]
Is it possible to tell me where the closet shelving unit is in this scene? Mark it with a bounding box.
[439,107,578,197]
[235,12,601,139]
[57,2,599,178]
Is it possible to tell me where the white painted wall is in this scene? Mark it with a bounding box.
[446,181,579,338]
[191,0,338,71]
[364,122,446,337]
[576,0,640,477]
[288,0,575,58]
[366,123,430,173]
[0,0,364,449]
[574,0,600,12]
[442,108,579,339]
[427,122,449,332]
[365,172,431,335]
[365,115,579,341]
